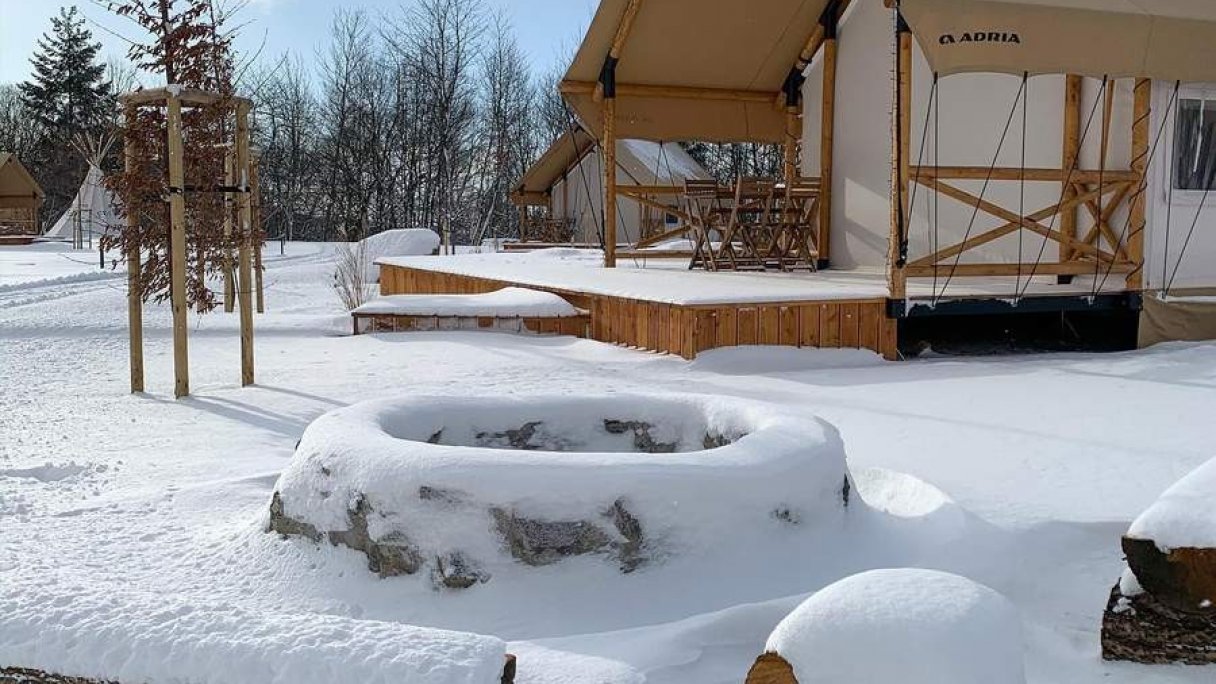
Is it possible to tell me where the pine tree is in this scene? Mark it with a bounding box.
[19,6,113,142]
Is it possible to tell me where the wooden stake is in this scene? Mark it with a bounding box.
[819,34,839,265]
[1060,74,1082,263]
[235,102,255,387]
[166,93,189,399]
[124,123,144,394]
[604,95,618,268]
[251,156,264,313]
[1128,78,1150,290]
[223,149,235,313]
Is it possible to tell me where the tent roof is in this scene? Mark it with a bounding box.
[899,0,1216,81]
[512,130,712,206]
[561,0,837,143]
[0,153,45,202]
[511,127,598,205]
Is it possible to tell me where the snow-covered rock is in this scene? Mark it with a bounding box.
[269,393,850,587]
[353,288,580,318]
[761,569,1025,684]
[0,585,507,684]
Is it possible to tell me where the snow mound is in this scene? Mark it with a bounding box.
[1127,455,1216,550]
[765,569,1025,684]
[689,346,885,375]
[0,586,506,684]
[270,393,850,588]
[354,287,580,318]
[364,228,441,261]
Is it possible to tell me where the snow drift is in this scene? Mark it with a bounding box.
[353,288,580,318]
[269,394,850,588]
[764,568,1025,684]
[362,228,441,280]
[0,585,507,684]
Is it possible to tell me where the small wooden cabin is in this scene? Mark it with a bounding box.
[0,154,45,241]
[510,125,710,246]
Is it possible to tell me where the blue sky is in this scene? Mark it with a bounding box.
[0,0,597,87]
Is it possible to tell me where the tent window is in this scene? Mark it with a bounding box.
[1173,97,1216,190]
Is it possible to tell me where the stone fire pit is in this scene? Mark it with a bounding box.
[268,394,850,589]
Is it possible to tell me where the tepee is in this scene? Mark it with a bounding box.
[44,135,120,248]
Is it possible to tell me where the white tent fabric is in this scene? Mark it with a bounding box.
[44,165,120,243]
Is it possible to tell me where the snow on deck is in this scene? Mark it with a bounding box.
[354,287,580,318]
[378,249,1128,306]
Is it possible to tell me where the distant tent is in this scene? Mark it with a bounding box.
[44,163,120,246]
[0,153,45,238]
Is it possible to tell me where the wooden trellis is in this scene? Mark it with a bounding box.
[120,86,257,398]
[889,12,1150,298]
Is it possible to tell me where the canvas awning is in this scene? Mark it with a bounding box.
[511,127,597,206]
[899,0,1216,82]
[561,0,839,143]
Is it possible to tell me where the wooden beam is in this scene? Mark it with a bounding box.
[907,180,1125,267]
[819,33,839,264]
[124,120,144,394]
[906,261,1135,278]
[561,80,775,104]
[616,189,693,227]
[783,107,801,183]
[593,0,644,102]
[119,86,252,108]
[166,93,189,399]
[888,16,911,299]
[1061,74,1082,262]
[604,96,618,268]
[1127,78,1151,290]
[236,102,255,387]
[909,166,1141,183]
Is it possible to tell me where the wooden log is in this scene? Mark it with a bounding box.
[888,16,911,300]
[166,93,190,398]
[745,652,798,684]
[123,124,144,394]
[236,102,255,387]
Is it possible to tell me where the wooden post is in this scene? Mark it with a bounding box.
[235,102,255,387]
[819,30,839,267]
[124,122,144,394]
[251,155,264,313]
[604,95,618,268]
[1128,78,1150,290]
[888,12,911,300]
[1060,75,1082,265]
[223,148,235,313]
[166,93,190,398]
[783,107,801,184]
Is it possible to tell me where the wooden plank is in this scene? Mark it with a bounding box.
[797,304,821,348]
[695,309,717,353]
[880,315,899,360]
[779,306,798,346]
[166,94,189,398]
[839,302,860,348]
[859,303,880,353]
[561,80,777,104]
[717,307,738,347]
[910,166,1140,183]
[820,304,841,348]
[737,307,759,345]
[1061,74,1082,262]
[819,34,838,263]
[760,306,781,345]
[604,96,617,268]
[906,261,1135,277]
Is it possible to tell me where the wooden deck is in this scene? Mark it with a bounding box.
[379,264,897,360]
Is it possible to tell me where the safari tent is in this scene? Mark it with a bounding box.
[0,154,45,241]
[510,126,710,247]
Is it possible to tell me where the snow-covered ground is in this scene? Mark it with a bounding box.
[2,243,1214,683]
